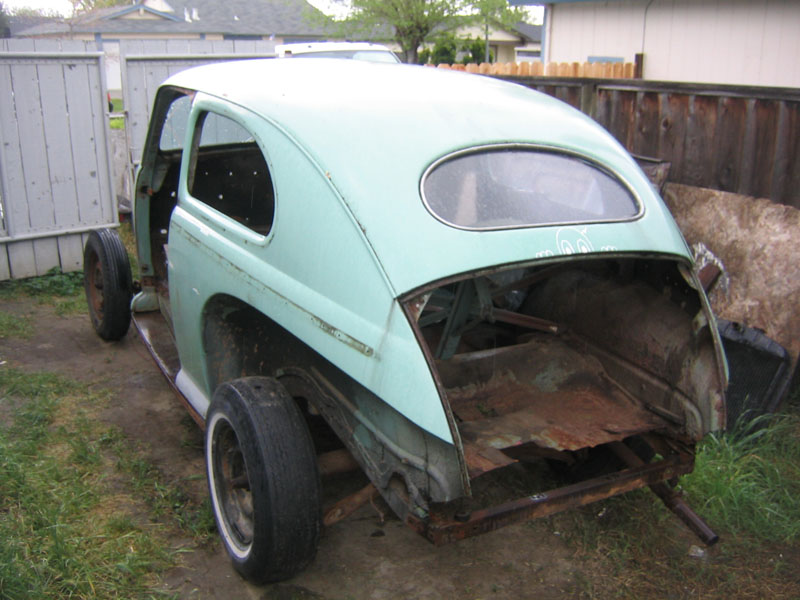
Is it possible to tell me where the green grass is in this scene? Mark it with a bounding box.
[0,266,83,297]
[545,400,800,599]
[0,310,33,339]
[682,412,800,544]
[110,97,125,129]
[0,266,87,316]
[0,223,139,318]
[0,367,198,599]
[115,450,216,543]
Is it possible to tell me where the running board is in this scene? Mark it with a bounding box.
[132,311,205,428]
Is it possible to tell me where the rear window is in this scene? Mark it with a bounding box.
[422,148,641,230]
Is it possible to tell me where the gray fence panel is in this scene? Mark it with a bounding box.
[0,43,117,279]
[121,39,275,166]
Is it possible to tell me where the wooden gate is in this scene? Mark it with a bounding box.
[0,39,116,280]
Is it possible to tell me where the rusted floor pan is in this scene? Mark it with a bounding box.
[437,334,668,476]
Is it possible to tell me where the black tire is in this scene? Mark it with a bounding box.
[205,377,322,583]
[83,228,133,341]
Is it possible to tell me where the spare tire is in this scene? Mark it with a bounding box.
[83,228,133,341]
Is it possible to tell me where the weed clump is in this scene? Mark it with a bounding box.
[683,412,800,544]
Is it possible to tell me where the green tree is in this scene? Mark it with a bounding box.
[462,36,491,64]
[345,0,525,65]
[430,32,458,64]
[347,0,466,64]
[469,0,525,62]
[0,2,10,38]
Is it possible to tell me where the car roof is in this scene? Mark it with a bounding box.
[276,41,393,54]
[164,60,690,295]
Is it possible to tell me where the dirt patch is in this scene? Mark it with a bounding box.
[0,300,584,599]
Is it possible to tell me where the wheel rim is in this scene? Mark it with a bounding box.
[212,419,254,551]
[86,251,105,320]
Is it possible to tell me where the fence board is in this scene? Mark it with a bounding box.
[0,248,9,281]
[32,237,59,275]
[31,39,63,52]
[0,63,26,237]
[64,62,107,225]
[683,96,718,187]
[632,91,660,157]
[58,40,92,52]
[86,58,115,224]
[607,89,636,150]
[122,61,150,164]
[779,103,800,207]
[769,102,791,204]
[10,63,51,232]
[654,93,685,182]
[38,62,81,228]
[57,233,84,273]
[7,242,37,279]
[165,39,191,54]
[711,97,747,191]
[751,99,780,199]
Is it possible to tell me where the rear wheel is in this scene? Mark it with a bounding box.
[83,228,132,341]
[206,377,322,583]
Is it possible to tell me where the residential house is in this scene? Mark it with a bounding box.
[12,0,338,89]
[13,0,334,43]
[530,0,800,87]
[14,0,541,66]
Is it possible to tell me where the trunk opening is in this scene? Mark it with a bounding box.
[405,255,726,486]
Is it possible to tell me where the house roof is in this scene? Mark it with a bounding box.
[8,14,61,36]
[513,21,542,43]
[15,0,336,38]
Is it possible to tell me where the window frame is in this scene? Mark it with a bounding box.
[419,144,644,232]
[179,95,277,246]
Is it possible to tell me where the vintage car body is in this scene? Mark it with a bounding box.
[84,59,726,582]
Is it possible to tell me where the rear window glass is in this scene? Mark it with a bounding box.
[422,148,640,230]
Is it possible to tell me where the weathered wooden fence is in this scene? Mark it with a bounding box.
[0,39,116,280]
[498,76,800,209]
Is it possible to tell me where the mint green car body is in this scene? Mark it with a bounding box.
[131,59,726,547]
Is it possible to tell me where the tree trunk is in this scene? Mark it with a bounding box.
[404,46,419,64]
[400,35,425,64]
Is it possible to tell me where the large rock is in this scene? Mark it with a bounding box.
[663,183,800,367]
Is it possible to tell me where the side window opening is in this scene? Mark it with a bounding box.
[188,111,275,237]
[159,94,192,151]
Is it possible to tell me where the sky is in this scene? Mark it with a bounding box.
[3,0,543,22]
[4,0,74,16]
[1,0,351,19]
